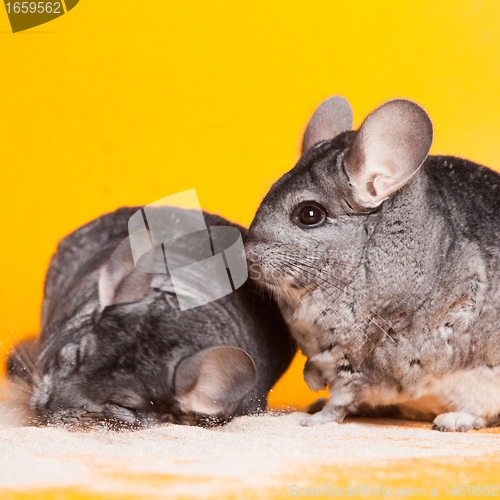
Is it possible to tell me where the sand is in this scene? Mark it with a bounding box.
[1,384,500,499]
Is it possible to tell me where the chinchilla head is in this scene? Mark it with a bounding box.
[30,322,258,429]
[24,230,259,429]
[246,96,434,352]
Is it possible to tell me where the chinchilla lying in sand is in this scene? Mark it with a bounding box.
[246,95,500,432]
[7,206,295,428]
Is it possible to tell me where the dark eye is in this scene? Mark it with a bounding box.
[293,202,327,228]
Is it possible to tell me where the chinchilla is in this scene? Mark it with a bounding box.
[246,95,500,432]
[7,206,295,428]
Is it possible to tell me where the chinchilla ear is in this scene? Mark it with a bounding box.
[174,346,257,416]
[302,96,353,154]
[98,233,153,309]
[344,98,433,209]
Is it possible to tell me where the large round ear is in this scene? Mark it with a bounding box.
[302,96,353,154]
[174,346,257,416]
[98,233,153,310]
[344,99,433,209]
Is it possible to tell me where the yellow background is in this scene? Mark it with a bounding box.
[1,0,500,408]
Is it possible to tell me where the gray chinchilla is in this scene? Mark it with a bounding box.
[246,95,500,432]
[7,206,296,428]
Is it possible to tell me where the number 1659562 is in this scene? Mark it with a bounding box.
[5,2,62,14]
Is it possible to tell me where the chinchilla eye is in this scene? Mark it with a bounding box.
[293,203,327,228]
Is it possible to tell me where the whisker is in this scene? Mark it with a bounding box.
[268,250,425,348]
[271,247,439,325]
[8,341,46,394]
[286,258,396,333]
[251,249,401,349]
[281,258,398,349]
[284,267,376,348]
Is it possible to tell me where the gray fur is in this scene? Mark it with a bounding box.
[8,207,295,428]
[246,97,500,431]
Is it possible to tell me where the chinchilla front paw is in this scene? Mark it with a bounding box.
[300,405,346,426]
[432,412,487,432]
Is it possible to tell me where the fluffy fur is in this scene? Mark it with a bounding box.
[7,207,295,428]
[246,97,500,431]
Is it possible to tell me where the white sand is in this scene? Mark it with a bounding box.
[1,384,499,498]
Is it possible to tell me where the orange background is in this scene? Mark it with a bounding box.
[1,0,500,408]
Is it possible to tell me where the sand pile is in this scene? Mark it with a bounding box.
[1,385,499,498]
